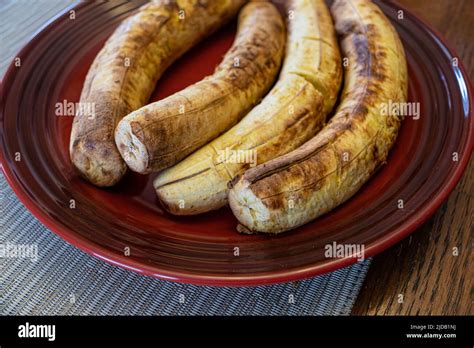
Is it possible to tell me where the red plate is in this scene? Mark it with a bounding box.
[0,1,472,285]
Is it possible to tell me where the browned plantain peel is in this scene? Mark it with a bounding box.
[70,0,247,187]
[115,1,286,175]
[228,0,408,234]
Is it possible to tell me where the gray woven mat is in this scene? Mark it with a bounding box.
[0,172,371,315]
[0,0,371,316]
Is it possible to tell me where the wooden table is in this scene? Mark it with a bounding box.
[352,0,473,315]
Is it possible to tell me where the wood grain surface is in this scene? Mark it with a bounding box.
[352,0,473,315]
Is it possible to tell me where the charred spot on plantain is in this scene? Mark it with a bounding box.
[228,175,241,189]
[365,87,379,97]
[206,81,228,96]
[264,58,278,70]
[284,107,311,129]
[306,154,331,176]
[110,65,126,76]
[100,167,112,177]
[385,114,401,128]
[99,146,114,158]
[81,138,96,152]
[249,33,268,50]
[365,23,379,35]
[195,0,209,8]
[238,47,259,64]
[130,31,148,46]
[71,138,81,149]
[163,1,180,12]
[370,69,387,82]
[353,104,369,118]
[351,35,370,67]
[83,156,91,171]
[328,121,353,134]
[260,196,285,211]
[371,142,381,161]
[270,18,285,36]
[250,179,281,205]
[130,121,145,141]
[355,62,387,83]
[335,19,363,37]
[374,50,387,60]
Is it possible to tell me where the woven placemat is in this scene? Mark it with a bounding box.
[0,0,371,316]
[0,171,370,315]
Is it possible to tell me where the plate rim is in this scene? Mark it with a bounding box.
[0,1,473,286]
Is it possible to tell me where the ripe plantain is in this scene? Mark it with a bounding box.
[154,0,342,215]
[115,1,286,175]
[69,0,247,187]
[228,0,408,234]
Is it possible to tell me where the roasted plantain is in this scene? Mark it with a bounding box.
[228,0,408,233]
[115,1,286,175]
[70,0,247,187]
